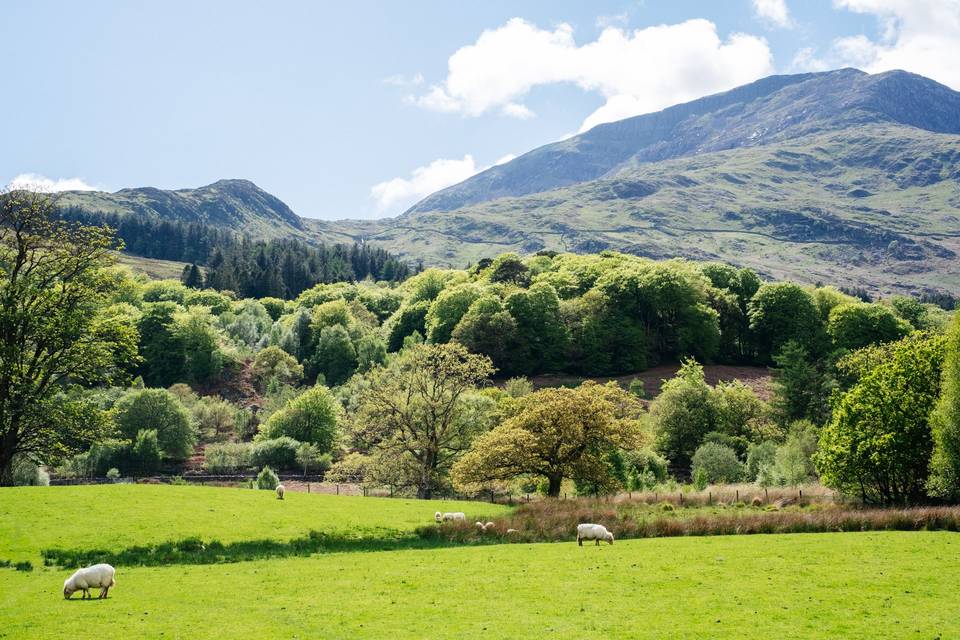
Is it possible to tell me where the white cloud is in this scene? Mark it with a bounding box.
[595,13,629,30]
[752,0,793,28]
[7,173,97,192]
[371,152,519,216]
[371,155,484,214]
[409,18,774,132]
[797,1,960,89]
[384,72,424,87]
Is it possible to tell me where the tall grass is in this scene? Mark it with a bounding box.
[425,500,960,544]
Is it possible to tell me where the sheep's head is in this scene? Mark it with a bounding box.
[63,583,74,599]
[605,531,614,545]
[434,511,442,522]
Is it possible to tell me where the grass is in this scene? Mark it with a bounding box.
[0,484,508,563]
[2,531,959,638]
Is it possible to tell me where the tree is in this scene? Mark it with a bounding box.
[191,396,237,441]
[928,314,960,498]
[827,302,911,352]
[451,296,521,375]
[771,341,830,425]
[424,283,481,344]
[691,442,743,484]
[137,302,187,387]
[505,282,567,374]
[0,190,138,484]
[173,306,224,383]
[130,429,162,476]
[261,384,340,451]
[815,333,945,504]
[354,343,495,498]
[311,325,358,386]
[181,263,203,289]
[650,360,716,468]
[113,388,197,460]
[252,345,303,389]
[451,382,646,497]
[748,283,824,363]
[295,442,330,476]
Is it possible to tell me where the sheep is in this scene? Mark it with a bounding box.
[63,564,116,600]
[475,521,496,532]
[434,511,466,523]
[276,484,285,500]
[576,523,614,546]
[505,528,519,535]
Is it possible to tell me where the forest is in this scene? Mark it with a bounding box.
[3,189,960,508]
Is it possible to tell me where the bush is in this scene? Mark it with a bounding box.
[623,449,669,482]
[203,442,254,473]
[691,442,743,484]
[106,468,121,480]
[628,378,646,398]
[692,466,709,491]
[774,421,818,486]
[113,388,197,460]
[256,466,280,490]
[251,437,301,471]
[260,385,340,451]
[130,429,162,476]
[295,442,332,475]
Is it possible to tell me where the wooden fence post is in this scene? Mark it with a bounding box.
[736,489,739,503]
[336,484,339,496]
[765,488,769,502]
[708,492,712,505]
[679,492,683,505]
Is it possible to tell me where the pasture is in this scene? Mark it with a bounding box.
[1,486,959,639]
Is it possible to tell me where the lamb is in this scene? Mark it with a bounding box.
[276,484,285,500]
[576,523,614,546]
[63,563,116,600]
[434,511,466,523]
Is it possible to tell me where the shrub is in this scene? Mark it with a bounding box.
[745,441,777,482]
[623,449,669,482]
[295,443,332,476]
[773,421,819,486]
[130,429,162,476]
[106,468,121,480]
[260,385,340,451]
[504,377,534,398]
[325,452,370,483]
[628,378,646,398]
[251,437,301,471]
[256,466,280,490]
[252,346,303,389]
[691,442,743,484]
[203,442,254,473]
[692,466,709,491]
[113,388,197,460]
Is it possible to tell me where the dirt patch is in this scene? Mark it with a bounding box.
[527,363,773,401]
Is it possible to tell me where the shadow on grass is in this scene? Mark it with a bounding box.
[42,527,486,569]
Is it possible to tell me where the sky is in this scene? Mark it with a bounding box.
[3,0,959,219]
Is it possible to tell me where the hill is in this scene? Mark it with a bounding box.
[407,68,960,214]
[59,178,305,237]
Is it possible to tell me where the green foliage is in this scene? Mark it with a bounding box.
[748,283,824,363]
[11,456,50,486]
[384,300,431,352]
[745,441,777,482]
[106,468,120,480]
[256,466,280,490]
[191,396,238,442]
[816,333,945,504]
[827,302,912,351]
[425,283,482,344]
[503,377,534,398]
[928,314,960,498]
[130,429,162,476]
[355,334,387,373]
[691,442,743,484]
[251,437,301,471]
[252,345,304,389]
[692,466,709,491]
[628,378,646,398]
[451,295,519,374]
[0,191,138,483]
[650,360,716,468]
[261,385,340,452]
[113,388,196,460]
[504,282,567,373]
[295,442,331,475]
[310,325,358,386]
[203,442,253,473]
[771,341,828,425]
[774,421,818,486]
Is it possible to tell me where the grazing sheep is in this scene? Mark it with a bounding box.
[484,521,495,531]
[276,484,285,500]
[475,521,496,532]
[63,564,116,600]
[434,511,466,523]
[576,523,614,546]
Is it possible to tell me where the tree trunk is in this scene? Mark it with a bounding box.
[0,448,15,487]
[417,485,433,500]
[546,473,563,498]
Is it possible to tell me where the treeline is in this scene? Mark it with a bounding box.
[57,206,412,298]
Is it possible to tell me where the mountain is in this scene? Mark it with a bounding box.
[407,68,960,214]
[58,179,305,237]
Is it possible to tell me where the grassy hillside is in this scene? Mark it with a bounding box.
[113,253,193,280]
[350,124,960,296]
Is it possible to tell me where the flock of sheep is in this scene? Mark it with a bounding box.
[60,493,613,601]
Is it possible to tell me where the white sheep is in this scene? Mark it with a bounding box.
[276,484,285,500]
[434,511,466,523]
[505,528,519,535]
[475,521,496,532]
[576,523,614,546]
[63,563,116,600]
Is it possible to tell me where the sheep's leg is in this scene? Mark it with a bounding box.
[577,537,582,546]
[595,539,600,546]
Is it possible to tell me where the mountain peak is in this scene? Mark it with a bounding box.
[405,68,960,215]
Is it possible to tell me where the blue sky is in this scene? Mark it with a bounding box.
[2,1,958,219]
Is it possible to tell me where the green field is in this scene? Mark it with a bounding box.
[1,486,958,639]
